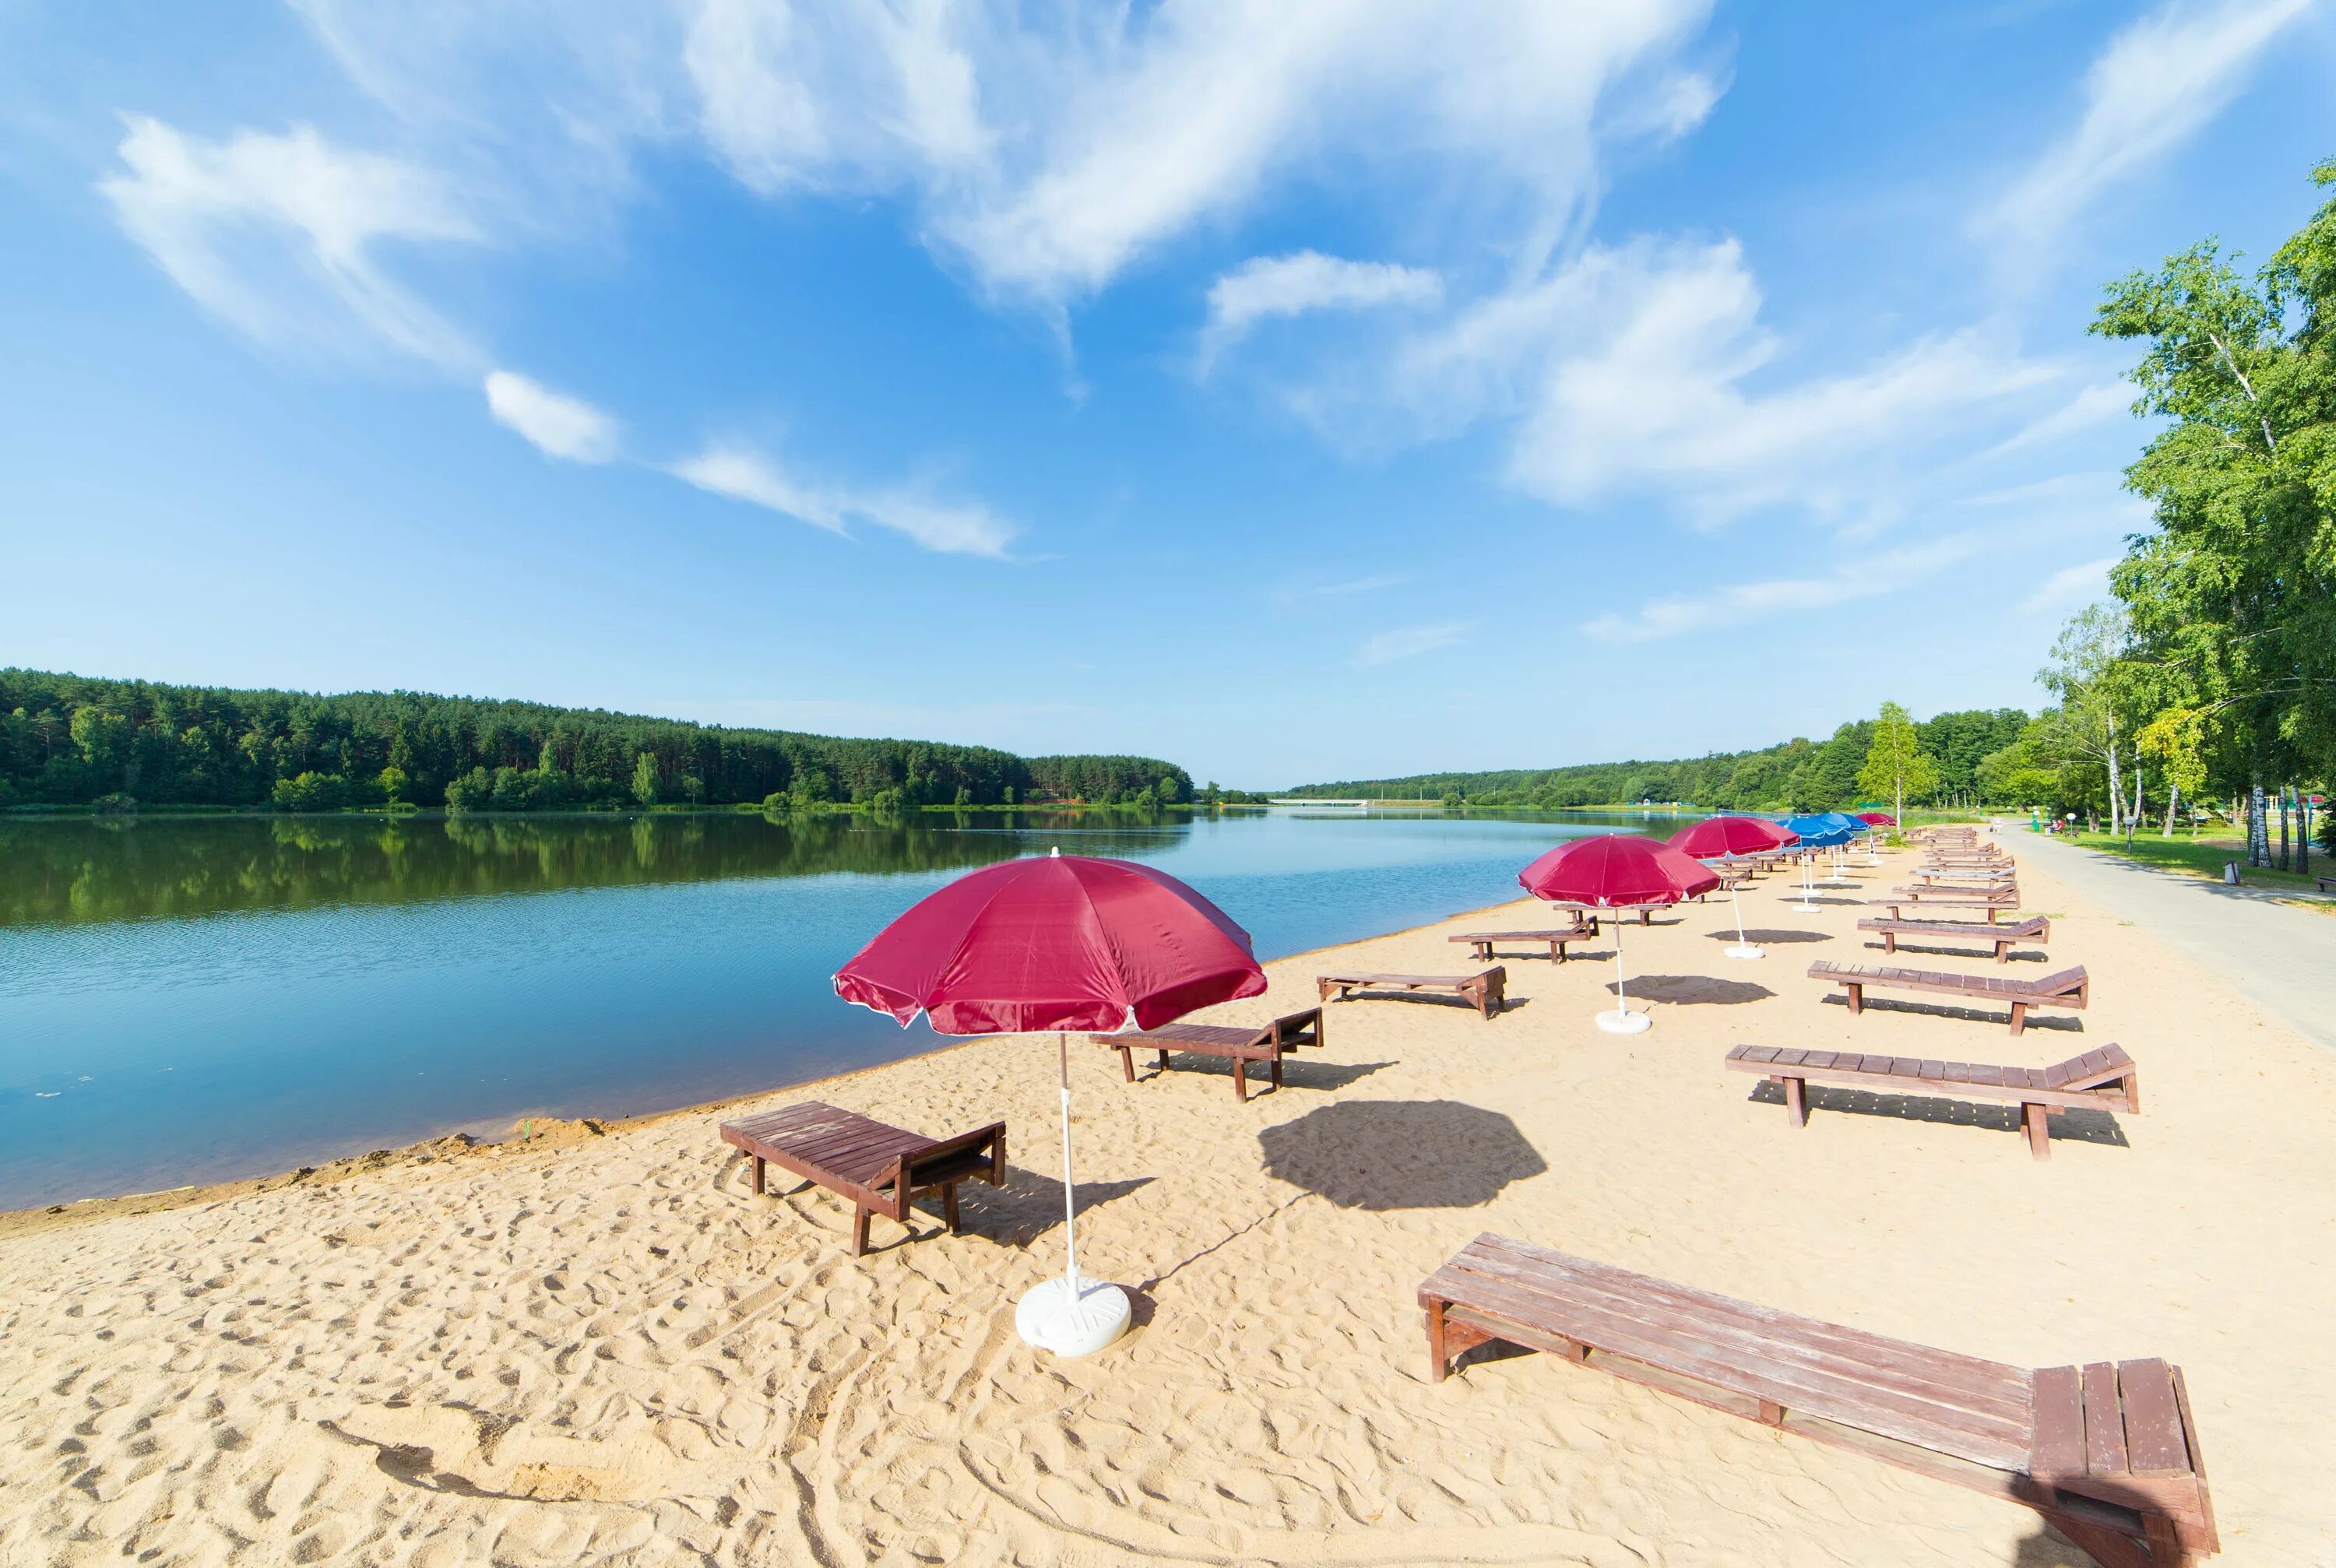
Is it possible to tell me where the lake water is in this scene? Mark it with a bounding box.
[0,808,1687,1208]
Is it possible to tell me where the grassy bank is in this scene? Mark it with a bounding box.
[2064,830,2331,900]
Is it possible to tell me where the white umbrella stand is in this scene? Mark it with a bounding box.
[1012,1031,1132,1357]
[1722,879,1763,960]
[1595,916,1652,1033]
[1789,851,1821,912]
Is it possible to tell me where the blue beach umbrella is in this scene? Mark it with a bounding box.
[1771,814,1856,905]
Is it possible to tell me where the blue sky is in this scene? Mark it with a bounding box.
[2,1,2331,786]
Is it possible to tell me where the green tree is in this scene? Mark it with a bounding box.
[631,751,660,807]
[377,765,410,805]
[1854,701,1940,828]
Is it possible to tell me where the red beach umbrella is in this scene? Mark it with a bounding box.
[1856,811,1896,826]
[1667,816,1795,962]
[1518,835,1719,1034]
[835,851,1265,1355]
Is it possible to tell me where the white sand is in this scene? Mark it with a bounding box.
[3,840,2331,1566]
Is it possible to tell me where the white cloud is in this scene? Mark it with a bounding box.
[1198,252,1441,371]
[1978,381,2134,460]
[1334,238,2053,526]
[1355,621,1466,666]
[1584,537,1979,645]
[1984,0,2310,262]
[672,1,1717,307]
[2022,555,2120,613]
[98,117,480,365]
[484,371,620,462]
[670,444,1016,557]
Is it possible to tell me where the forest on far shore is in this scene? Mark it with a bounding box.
[0,670,1193,815]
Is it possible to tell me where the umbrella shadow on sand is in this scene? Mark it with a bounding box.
[1709,927,1831,945]
[1608,974,1773,1005]
[1744,1081,2128,1151]
[1258,1100,1547,1211]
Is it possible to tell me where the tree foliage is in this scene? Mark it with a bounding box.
[0,670,1191,813]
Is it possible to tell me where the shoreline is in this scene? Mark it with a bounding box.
[0,892,1532,1240]
[6,846,2335,1564]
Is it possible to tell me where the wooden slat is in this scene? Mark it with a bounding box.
[2116,1360,2192,1477]
[1455,1239,2032,1423]
[2030,1366,2084,1477]
[2081,1361,2128,1475]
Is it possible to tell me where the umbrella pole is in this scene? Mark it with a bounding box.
[1726,884,1761,960]
[1057,1031,1078,1289]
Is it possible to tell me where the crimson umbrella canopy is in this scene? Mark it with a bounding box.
[834,852,1265,1035]
[1518,835,1719,1034]
[1666,814,1796,858]
[1856,811,1897,826]
[1519,833,1722,905]
[833,851,1265,1356]
[1666,817,1793,962]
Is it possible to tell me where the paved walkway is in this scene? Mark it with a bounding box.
[1995,819,2336,1052]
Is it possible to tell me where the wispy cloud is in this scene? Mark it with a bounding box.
[98,116,479,366]
[484,371,620,462]
[1584,537,1979,645]
[670,444,1017,557]
[1982,0,2309,265]
[2022,555,2120,613]
[1355,621,1466,666]
[1198,252,1441,371]
[1978,382,2135,461]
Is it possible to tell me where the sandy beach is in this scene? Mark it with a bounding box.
[5,838,2332,1567]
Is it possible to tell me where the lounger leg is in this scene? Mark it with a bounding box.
[1232,1056,1248,1102]
[851,1205,872,1257]
[1271,1052,1283,1092]
[1118,1045,1135,1083]
[1845,983,1862,1014]
[1783,1076,1807,1128]
[2024,1102,2051,1161]
[751,1154,765,1196]
[1995,941,2009,964]
[1156,1048,1170,1076]
[2010,1000,2028,1036]
[2123,1072,2141,1116]
[1884,933,1897,954]
[943,1182,962,1232]
[2143,1512,2186,1566]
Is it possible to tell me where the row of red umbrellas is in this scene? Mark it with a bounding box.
[828,818,1868,1355]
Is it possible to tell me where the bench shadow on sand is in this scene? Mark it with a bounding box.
[1862,939,2049,965]
[1258,1100,1547,1211]
[1816,993,2085,1032]
[1746,1081,2128,1149]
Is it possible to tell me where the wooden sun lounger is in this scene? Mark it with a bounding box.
[1859,914,2049,962]
[1317,968,1506,1018]
[1091,1007,1323,1102]
[719,1101,1005,1256]
[1873,893,2021,923]
[1418,1235,2216,1566]
[1810,960,2088,1035]
[1895,880,2018,898]
[1726,1042,2137,1159]
[1448,922,1594,962]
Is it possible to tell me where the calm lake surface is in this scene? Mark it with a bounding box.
[0,808,1688,1208]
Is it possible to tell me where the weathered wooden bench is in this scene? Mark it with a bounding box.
[1418,1235,2216,1566]
[1871,894,2021,923]
[1091,1007,1323,1102]
[1858,914,2049,962]
[1317,967,1506,1019]
[1448,923,1594,962]
[1914,866,2015,884]
[1726,1042,2137,1159]
[2317,874,2336,893]
[719,1101,1005,1256]
[1810,960,2088,1035]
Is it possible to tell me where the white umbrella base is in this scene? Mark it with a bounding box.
[1723,945,1764,961]
[1015,1272,1131,1357]
[1595,1008,1652,1035]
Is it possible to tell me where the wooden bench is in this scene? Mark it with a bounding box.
[1726,1042,2137,1159]
[1091,1007,1323,1102]
[1419,1235,2216,1566]
[1317,968,1505,1019]
[1448,923,1594,962]
[1871,894,2021,923]
[719,1102,1005,1256]
[1810,961,2088,1035]
[1858,914,2049,963]
[2317,874,2336,893]
[1914,866,2014,884]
